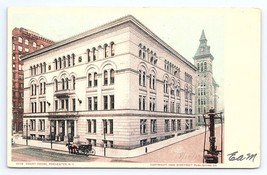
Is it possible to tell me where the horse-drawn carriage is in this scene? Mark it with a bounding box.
[66,142,96,156]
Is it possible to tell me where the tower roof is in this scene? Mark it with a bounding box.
[193,29,214,60]
[199,29,207,41]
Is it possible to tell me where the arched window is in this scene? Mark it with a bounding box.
[54,79,58,92]
[104,70,108,85]
[31,84,34,95]
[59,57,62,69]
[163,78,169,94]
[65,78,69,89]
[88,73,92,87]
[142,71,146,87]
[201,63,203,72]
[40,63,43,73]
[43,82,46,94]
[110,42,115,56]
[25,39,29,45]
[67,55,71,67]
[30,66,33,76]
[72,76,76,90]
[143,51,146,59]
[139,70,142,86]
[92,48,96,61]
[33,65,36,75]
[43,62,46,73]
[72,53,75,66]
[204,62,207,71]
[110,69,115,84]
[94,72,97,87]
[62,79,65,90]
[197,63,200,71]
[104,44,109,58]
[143,97,146,110]
[40,83,43,95]
[54,59,58,70]
[63,56,66,68]
[33,42,36,48]
[87,49,91,62]
[139,50,142,58]
[176,89,180,97]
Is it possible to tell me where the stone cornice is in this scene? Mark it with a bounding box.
[21,15,197,71]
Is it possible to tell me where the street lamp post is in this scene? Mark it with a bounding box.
[49,120,53,149]
[103,120,109,157]
[50,123,53,149]
[24,120,30,146]
[104,122,106,157]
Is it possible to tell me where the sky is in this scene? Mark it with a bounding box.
[9,7,224,109]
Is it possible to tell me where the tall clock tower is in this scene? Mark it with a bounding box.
[193,30,219,125]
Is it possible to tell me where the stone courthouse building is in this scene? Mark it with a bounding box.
[22,15,197,149]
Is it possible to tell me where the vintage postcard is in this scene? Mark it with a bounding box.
[7,7,260,168]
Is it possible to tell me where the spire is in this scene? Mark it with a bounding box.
[193,30,214,60]
[200,29,207,41]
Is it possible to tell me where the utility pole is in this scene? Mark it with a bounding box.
[50,122,53,149]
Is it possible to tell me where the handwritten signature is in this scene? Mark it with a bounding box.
[227,151,257,162]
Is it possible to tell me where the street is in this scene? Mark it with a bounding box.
[12,126,222,163]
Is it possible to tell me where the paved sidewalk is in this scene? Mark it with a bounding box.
[13,125,217,158]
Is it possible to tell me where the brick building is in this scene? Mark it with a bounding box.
[21,15,196,150]
[12,27,54,132]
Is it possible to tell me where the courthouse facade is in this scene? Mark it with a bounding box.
[22,15,196,149]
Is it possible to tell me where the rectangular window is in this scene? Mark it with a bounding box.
[103,120,107,134]
[61,100,64,109]
[110,95,114,110]
[88,120,92,133]
[109,119,113,134]
[55,100,58,111]
[31,103,34,113]
[103,96,108,110]
[87,139,96,146]
[151,119,157,133]
[40,102,43,112]
[139,96,142,110]
[140,139,147,147]
[43,101,46,112]
[18,46,22,52]
[171,119,176,131]
[92,119,96,133]
[140,119,147,134]
[177,119,181,130]
[185,119,189,130]
[88,97,92,110]
[66,99,69,111]
[93,97,97,110]
[72,99,76,111]
[165,119,170,132]
[34,102,37,113]
[190,119,193,129]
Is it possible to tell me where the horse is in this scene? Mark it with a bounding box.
[66,142,79,154]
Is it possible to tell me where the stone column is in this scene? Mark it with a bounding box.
[64,120,68,142]
[74,120,77,137]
